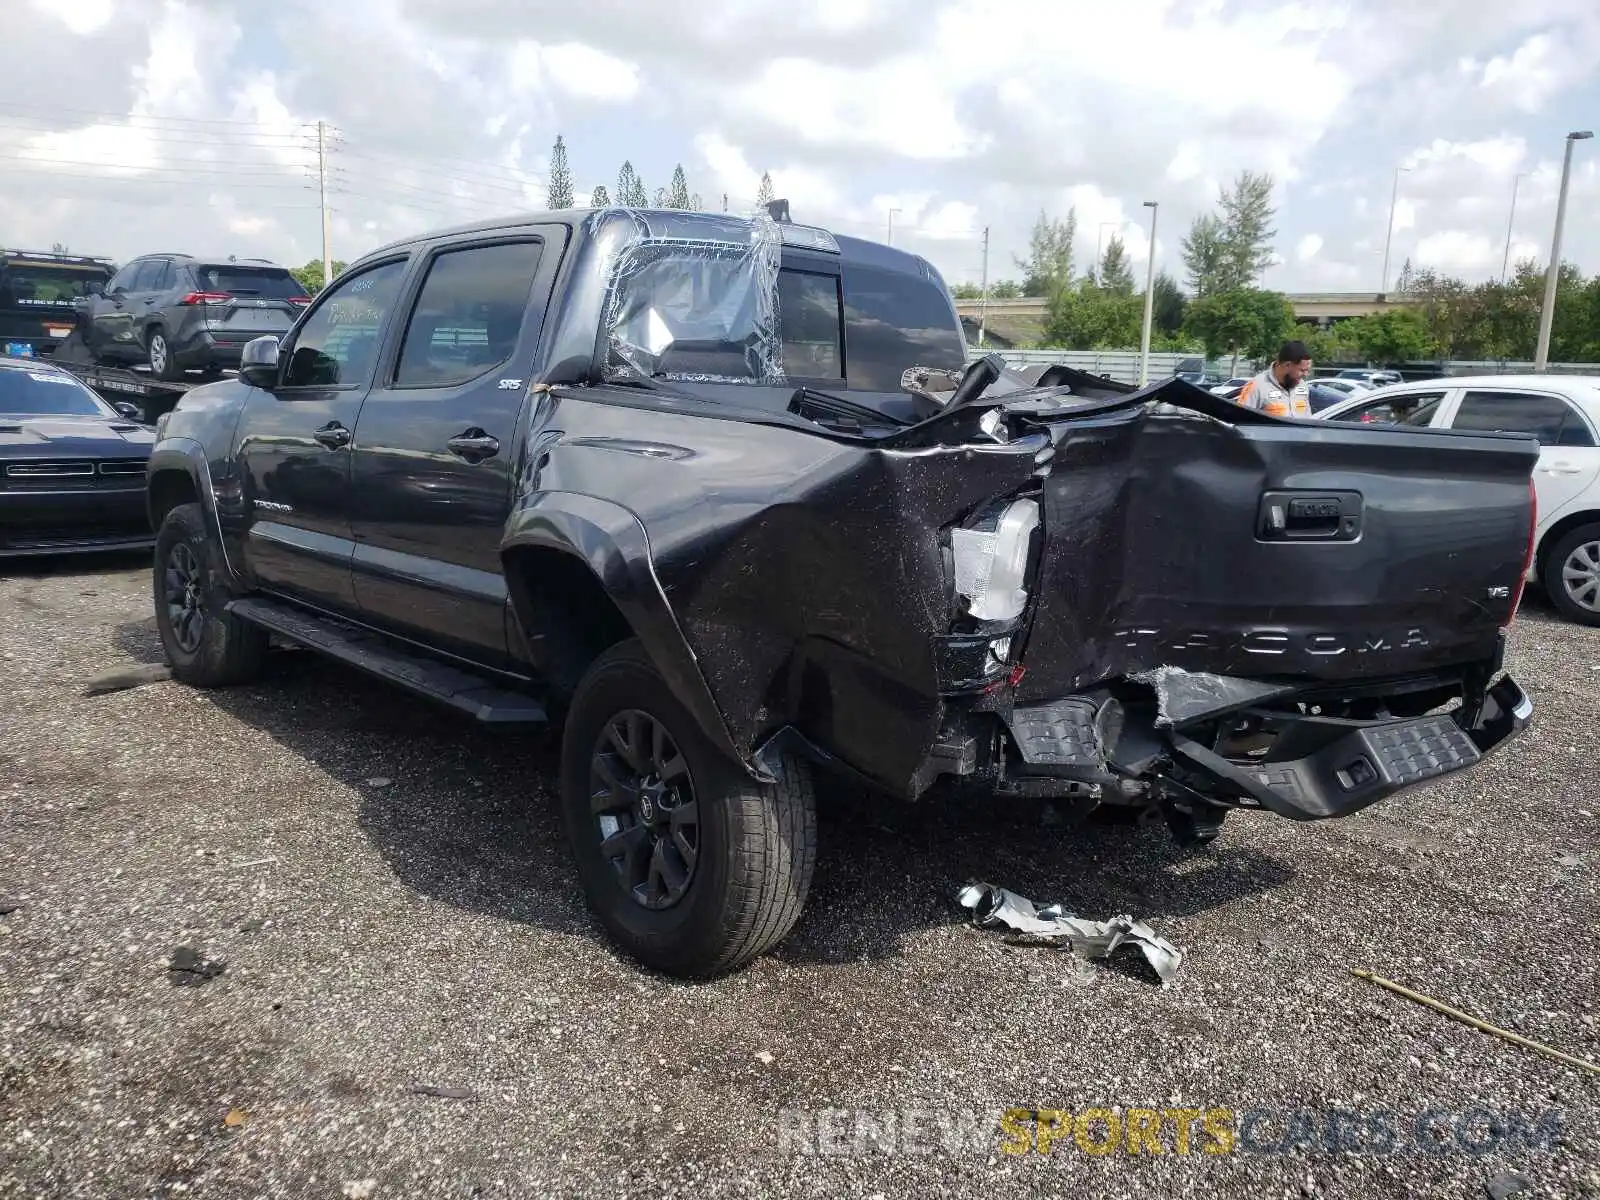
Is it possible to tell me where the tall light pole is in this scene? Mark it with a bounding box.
[1379,166,1409,296]
[1500,172,1526,283]
[1534,130,1593,371]
[1138,201,1159,386]
[887,207,901,246]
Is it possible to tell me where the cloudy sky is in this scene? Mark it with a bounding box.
[3,0,1598,296]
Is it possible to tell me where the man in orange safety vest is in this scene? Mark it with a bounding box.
[1234,340,1313,417]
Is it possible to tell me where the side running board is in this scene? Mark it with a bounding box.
[227,596,547,727]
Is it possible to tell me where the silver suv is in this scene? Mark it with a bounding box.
[79,254,311,380]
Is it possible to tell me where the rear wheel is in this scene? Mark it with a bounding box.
[152,502,268,686]
[560,639,817,978]
[1542,523,1600,627]
[147,328,181,381]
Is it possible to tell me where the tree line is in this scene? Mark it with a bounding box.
[544,134,775,215]
[955,170,1600,366]
[950,171,1286,360]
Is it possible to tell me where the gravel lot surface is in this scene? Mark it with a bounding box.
[1,553,1597,1199]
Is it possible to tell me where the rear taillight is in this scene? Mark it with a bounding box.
[288,296,311,306]
[1505,477,1537,627]
[178,291,231,305]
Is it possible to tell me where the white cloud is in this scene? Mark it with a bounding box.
[1414,230,1501,272]
[2,0,1599,300]
[1478,33,1562,112]
[538,42,641,103]
[734,57,984,160]
[30,0,114,36]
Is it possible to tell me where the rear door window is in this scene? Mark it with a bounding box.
[393,241,544,388]
[130,260,166,292]
[1450,390,1593,446]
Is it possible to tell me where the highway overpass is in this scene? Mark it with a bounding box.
[953,292,1413,324]
[951,291,1416,348]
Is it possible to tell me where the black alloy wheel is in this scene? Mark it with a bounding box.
[589,709,700,910]
[163,540,206,655]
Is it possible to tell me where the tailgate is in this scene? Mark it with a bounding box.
[204,296,301,336]
[1015,403,1538,700]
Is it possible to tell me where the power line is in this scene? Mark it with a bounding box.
[2,165,317,192]
[0,120,311,148]
[340,146,542,189]
[0,100,320,132]
[2,153,314,179]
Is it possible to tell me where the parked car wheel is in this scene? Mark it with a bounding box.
[560,638,817,978]
[146,328,181,381]
[152,502,269,685]
[1542,522,1600,627]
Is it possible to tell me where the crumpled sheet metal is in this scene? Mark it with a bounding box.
[957,881,1185,985]
[1130,665,1299,728]
[595,207,784,385]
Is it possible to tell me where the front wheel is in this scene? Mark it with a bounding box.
[1541,522,1600,627]
[152,502,269,686]
[560,639,817,978]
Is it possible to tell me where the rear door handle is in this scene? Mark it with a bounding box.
[312,421,351,450]
[1540,462,1584,475]
[446,429,500,461]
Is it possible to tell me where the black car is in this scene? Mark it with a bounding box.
[0,249,118,359]
[1308,381,1348,413]
[80,253,311,381]
[0,355,156,557]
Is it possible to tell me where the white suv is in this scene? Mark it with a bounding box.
[1316,374,1600,625]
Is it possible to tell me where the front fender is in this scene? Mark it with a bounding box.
[146,437,240,583]
[501,491,761,781]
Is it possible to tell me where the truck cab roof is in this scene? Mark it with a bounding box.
[349,205,970,406]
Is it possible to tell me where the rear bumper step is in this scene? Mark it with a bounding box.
[1170,675,1531,820]
[227,596,547,727]
[1004,675,1531,821]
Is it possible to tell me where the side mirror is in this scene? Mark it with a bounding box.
[239,335,281,390]
[114,401,144,421]
[86,281,105,296]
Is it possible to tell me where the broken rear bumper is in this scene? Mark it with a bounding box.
[1162,675,1532,821]
[999,673,1532,822]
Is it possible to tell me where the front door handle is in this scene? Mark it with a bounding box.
[312,421,351,450]
[1539,462,1584,476]
[446,428,500,461]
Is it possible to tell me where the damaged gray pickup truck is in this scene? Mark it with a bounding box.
[145,203,1536,979]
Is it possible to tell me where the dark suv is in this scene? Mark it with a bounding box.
[0,249,118,359]
[80,253,311,380]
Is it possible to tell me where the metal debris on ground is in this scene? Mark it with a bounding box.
[956,882,1185,985]
[82,662,172,696]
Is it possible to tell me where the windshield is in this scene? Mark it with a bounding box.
[1,263,110,308]
[193,265,307,299]
[0,367,115,416]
